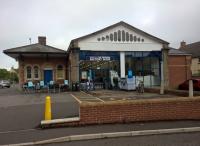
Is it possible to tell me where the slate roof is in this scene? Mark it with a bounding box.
[179,41,200,58]
[168,47,191,56]
[3,43,66,54]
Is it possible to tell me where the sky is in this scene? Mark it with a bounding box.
[0,0,200,69]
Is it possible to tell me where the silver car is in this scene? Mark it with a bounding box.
[0,80,10,88]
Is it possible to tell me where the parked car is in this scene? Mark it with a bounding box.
[0,80,11,88]
[178,79,200,91]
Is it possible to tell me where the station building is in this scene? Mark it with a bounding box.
[68,21,170,89]
[4,21,191,89]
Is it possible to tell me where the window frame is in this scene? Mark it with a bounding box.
[33,65,40,80]
[25,65,32,80]
[56,64,64,79]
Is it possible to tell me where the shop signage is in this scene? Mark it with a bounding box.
[89,56,111,61]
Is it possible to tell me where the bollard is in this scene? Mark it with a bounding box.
[45,96,52,120]
[189,80,193,97]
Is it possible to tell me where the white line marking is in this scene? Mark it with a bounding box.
[70,94,82,104]
[0,128,37,134]
[81,91,105,103]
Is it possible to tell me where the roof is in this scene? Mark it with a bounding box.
[3,43,66,54]
[168,47,191,56]
[180,41,200,58]
[69,21,169,48]
[3,43,67,60]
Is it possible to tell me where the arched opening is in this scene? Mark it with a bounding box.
[33,66,39,79]
[57,65,64,79]
[26,66,32,79]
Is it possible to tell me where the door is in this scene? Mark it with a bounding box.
[44,70,53,85]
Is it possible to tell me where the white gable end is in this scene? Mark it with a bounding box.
[78,25,163,51]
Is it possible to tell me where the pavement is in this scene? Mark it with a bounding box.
[1,120,200,145]
[45,132,200,146]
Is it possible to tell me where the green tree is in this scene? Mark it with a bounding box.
[0,68,19,83]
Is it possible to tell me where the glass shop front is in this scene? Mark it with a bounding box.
[79,51,161,89]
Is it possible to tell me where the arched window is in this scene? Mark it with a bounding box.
[26,66,32,79]
[33,66,39,79]
[114,32,117,42]
[126,32,129,41]
[57,65,64,79]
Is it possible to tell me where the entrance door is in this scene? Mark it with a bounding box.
[44,70,53,85]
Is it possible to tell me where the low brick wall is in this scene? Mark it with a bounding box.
[79,97,200,125]
[41,97,200,128]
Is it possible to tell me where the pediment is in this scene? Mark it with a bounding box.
[74,21,168,45]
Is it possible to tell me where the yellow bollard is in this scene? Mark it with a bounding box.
[45,96,52,120]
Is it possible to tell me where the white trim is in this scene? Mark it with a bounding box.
[33,65,40,80]
[24,64,32,81]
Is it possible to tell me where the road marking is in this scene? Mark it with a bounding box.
[0,128,37,134]
[94,96,105,103]
[81,91,105,103]
[70,94,82,104]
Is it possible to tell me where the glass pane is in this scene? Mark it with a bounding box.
[27,66,31,79]
[34,66,39,78]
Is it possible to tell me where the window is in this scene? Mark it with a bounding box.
[110,33,113,41]
[33,66,39,79]
[122,30,125,42]
[57,65,64,79]
[126,32,129,41]
[114,32,117,41]
[26,66,32,79]
[118,30,121,42]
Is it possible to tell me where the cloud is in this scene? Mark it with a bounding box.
[0,0,200,69]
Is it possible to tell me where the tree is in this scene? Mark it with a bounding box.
[0,68,19,83]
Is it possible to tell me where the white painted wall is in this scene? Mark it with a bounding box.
[78,25,163,51]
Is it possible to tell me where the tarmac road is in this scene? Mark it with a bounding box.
[1,120,200,145]
[46,132,200,146]
[0,86,79,132]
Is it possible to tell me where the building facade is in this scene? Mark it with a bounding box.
[180,41,200,77]
[4,37,68,86]
[4,21,191,89]
[68,21,170,89]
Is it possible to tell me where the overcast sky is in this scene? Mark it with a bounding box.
[0,0,200,69]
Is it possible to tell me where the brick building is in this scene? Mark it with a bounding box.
[3,21,191,89]
[4,37,68,86]
[179,41,200,77]
[168,48,191,88]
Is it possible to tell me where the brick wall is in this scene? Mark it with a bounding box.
[69,48,80,86]
[78,97,200,125]
[168,55,191,89]
[19,57,67,86]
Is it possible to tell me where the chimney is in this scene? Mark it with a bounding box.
[180,41,186,48]
[38,36,46,45]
